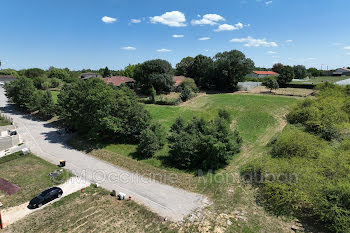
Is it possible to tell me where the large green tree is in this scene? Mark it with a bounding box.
[272,63,284,74]
[24,68,45,78]
[277,65,295,87]
[121,64,141,78]
[4,76,36,110]
[293,65,307,79]
[175,57,194,77]
[58,78,151,142]
[134,59,174,93]
[213,50,254,91]
[48,68,70,82]
[187,55,213,88]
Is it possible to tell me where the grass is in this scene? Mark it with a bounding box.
[0,115,11,126]
[4,186,177,233]
[50,90,60,104]
[0,153,72,208]
[67,93,299,232]
[291,76,350,84]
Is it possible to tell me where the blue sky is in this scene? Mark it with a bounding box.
[1,0,349,70]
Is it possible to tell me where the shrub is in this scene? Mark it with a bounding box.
[178,78,199,93]
[180,86,195,102]
[48,68,70,82]
[136,124,166,159]
[271,128,324,159]
[262,77,279,92]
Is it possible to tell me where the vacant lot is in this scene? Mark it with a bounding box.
[69,93,298,232]
[0,153,72,208]
[4,186,177,233]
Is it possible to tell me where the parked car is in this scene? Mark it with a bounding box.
[28,187,63,209]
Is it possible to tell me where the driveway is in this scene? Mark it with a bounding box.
[0,87,207,221]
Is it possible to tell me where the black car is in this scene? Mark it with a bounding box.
[28,187,63,209]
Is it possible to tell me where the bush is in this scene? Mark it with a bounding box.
[271,128,324,159]
[262,77,279,92]
[168,113,242,170]
[24,68,45,78]
[180,86,195,102]
[178,78,198,93]
[48,68,70,82]
[136,124,166,159]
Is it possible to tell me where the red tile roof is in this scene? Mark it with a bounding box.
[102,76,135,87]
[253,71,279,75]
[0,75,16,79]
[173,76,186,86]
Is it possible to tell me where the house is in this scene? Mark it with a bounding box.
[173,76,186,86]
[333,68,350,76]
[0,75,16,83]
[247,71,279,78]
[101,76,135,87]
[80,72,102,79]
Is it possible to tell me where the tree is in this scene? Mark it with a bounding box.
[212,50,255,91]
[136,124,166,159]
[134,59,174,93]
[103,66,111,78]
[308,67,321,77]
[178,78,198,93]
[121,64,141,78]
[39,90,56,118]
[4,76,36,110]
[263,77,279,92]
[277,66,295,87]
[0,69,19,77]
[58,79,151,142]
[180,86,194,102]
[272,63,284,74]
[187,55,213,88]
[48,68,70,82]
[175,57,194,76]
[24,68,45,78]
[293,65,307,79]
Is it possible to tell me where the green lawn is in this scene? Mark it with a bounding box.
[0,153,72,208]
[291,76,350,84]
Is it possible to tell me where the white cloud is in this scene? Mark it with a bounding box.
[267,51,277,54]
[205,49,209,52]
[214,22,244,32]
[130,19,142,23]
[191,14,225,26]
[101,16,117,24]
[230,36,278,47]
[286,39,293,43]
[344,46,350,50]
[172,34,184,38]
[347,53,350,55]
[199,37,211,41]
[307,57,316,60]
[265,1,273,5]
[121,46,136,50]
[156,48,172,52]
[150,11,186,27]
[332,42,342,46]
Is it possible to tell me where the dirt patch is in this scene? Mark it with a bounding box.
[0,178,20,195]
[238,86,316,97]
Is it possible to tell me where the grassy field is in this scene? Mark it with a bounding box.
[67,93,300,232]
[50,90,60,104]
[291,76,350,84]
[0,153,72,208]
[4,186,177,233]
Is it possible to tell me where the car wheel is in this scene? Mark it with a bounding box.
[58,194,62,198]
[38,203,43,208]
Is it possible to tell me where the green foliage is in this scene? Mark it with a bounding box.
[50,78,62,88]
[180,86,195,102]
[39,90,56,118]
[136,124,166,159]
[102,66,111,78]
[150,87,156,103]
[120,64,141,78]
[277,65,295,87]
[175,57,194,77]
[178,78,198,93]
[218,109,232,123]
[0,69,19,77]
[213,50,255,91]
[271,127,324,158]
[293,65,307,79]
[48,68,70,82]
[58,79,151,143]
[134,59,174,93]
[4,76,36,110]
[308,67,321,77]
[272,63,284,74]
[24,68,45,78]
[168,113,242,171]
[187,55,214,89]
[262,77,279,92]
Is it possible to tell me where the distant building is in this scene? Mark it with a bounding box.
[101,76,135,87]
[0,75,16,83]
[247,71,279,78]
[173,76,186,86]
[333,68,350,76]
[80,72,102,79]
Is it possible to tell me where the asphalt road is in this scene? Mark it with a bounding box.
[0,87,207,221]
